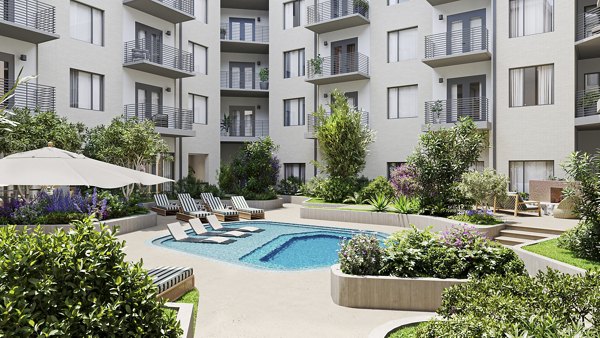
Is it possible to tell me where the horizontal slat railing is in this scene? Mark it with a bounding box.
[156,0,194,16]
[424,27,489,59]
[220,23,269,43]
[220,71,265,90]
[577,7,600,41]
[307,110,369,134]
[123,39,194,73]
[221,119,269,137]
[307,0,369,25]
[0,78,55,112]
[576,87,600,118]
[0,0,56,33]
[307,52,369,79]
[424,97,488,124]
[123,104,193,130]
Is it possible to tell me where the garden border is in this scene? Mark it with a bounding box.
[513,237,586,275]
[164,302,194,338]
[368,315,436,338]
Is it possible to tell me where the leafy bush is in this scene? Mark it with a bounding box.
[276,177,303,195]
[458,168,508,210]
[360,176,395,201]
[174,172,222,198]
[338,234,383,275]
[300,175,326,197]
[417,270,600,337]
[391,195,421,214]
[368,193,391,212]
[343,192,367,205]
[449,209,503,225]
[389,164,419,197]
[380,225,525,279]
[0,218,181,337]
[319,176,359,203]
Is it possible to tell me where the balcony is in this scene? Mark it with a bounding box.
[305,110,369,138]
[221,119,269,142]
[423,27,491,68]
[576,7,600,59]
[220,0,268,10]
[123,39,195,79]
[220,23,269,54]
[123,0,194,23]
[425,0,460,5]
[0,0,58,43]
[1,78,55,112]
[422,97,491,131]
[123,104,195,137]
[306,52,370,85]
[220,71,268,98]
[305,0,369,34]
[575,87,600,127]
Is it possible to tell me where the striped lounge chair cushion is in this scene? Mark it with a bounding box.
[147,266,193,294]
[205,195,239,216]
[154,194,179,211]
[232,196,264,214]
[214,208,239,216]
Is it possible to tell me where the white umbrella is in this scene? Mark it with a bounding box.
[0,147,173,188]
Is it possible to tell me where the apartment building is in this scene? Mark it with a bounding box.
[1,0,598,194]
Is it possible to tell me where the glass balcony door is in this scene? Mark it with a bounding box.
[447,9,486,55]
[135,82,163,125]
[447,75,486,122]
[229,18,255,42]
[229,62,255,89]
[135,23,163,64]
[229,106,255,137]
[331,38,357,75]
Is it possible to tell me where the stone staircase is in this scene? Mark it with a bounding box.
[494,224,565,246]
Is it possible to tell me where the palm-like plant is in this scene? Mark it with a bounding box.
[392,195,421,214]
[343,192,367,205]
[0,69,36,131]
[368,193,390,212]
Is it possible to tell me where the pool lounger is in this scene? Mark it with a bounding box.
[147,266,194,301]
[167,222,236,244]
[207,214,264,233]
[189,218,251,238]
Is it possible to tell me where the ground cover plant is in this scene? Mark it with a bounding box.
[524,238,600,271]
[449,209,503,225]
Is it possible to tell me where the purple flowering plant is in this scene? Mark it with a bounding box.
[338,233,383,276]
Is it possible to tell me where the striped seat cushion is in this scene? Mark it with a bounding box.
[239,208,264,214]
[147,266,193,294]
[188,210,212,217]
[154,194,178,210]
[178,195,201,213]
[214,208,239,216]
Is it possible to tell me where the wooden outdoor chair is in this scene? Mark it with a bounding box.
[494,193,541,217]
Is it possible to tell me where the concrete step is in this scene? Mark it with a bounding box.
[498,229,548,241]
[504,224,564,236]
[494,236,528,246]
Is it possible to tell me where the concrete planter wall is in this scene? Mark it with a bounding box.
[300,207,505,238]
[278,195,292,203]
[290,196,310,205]
[164,302,194,338]
[331,264,467,311]
[245,198,284,210]
[514,238,586,276]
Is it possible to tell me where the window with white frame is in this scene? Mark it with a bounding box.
[388,28,418,62]
[388,85,418,119]
[69,69,104,111]
[70,1,103,45]
[189,94,207,124]
[509,160,554,193]
[196,0,207,24]
[284,98,305,126]
[509,64,554,107]
[284,0,304,29]
[509,0,554,38]
[284,49,305,78]
[189,42,207,75]
[284,163,306,182]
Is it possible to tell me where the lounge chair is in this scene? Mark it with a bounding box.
[231,196,265,220]
[148,266,195,301]
[176,195,212,222]
[151,193,179,216]
[494,193,541,217]
[178,193,202,208]
[553,196,578,219]
[189,218,251,237]
[201,194,240,221]
[166,222,235,244]
[206,214,263,233]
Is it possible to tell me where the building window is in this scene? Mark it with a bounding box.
[189,94,207,124]
[196,0,207,24]
[70,1,103,46]
[388,85,418,119]
[470,161,485,172]
[509,64,554,107]
[509,160,554,193]
[388,28,417,62]
[388,0,409,4]
[284,49,305,78]
[387,162,406,179]
[284,163,306,182]
[70,69,104,111]
[189,42,207,75]
[284,98,305,126]
[509,0,554,38]
[284,0,304,29]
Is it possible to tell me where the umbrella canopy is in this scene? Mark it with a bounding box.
[0,147,173,188]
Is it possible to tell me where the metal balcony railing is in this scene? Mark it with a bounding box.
[221,119,269,137]
[424,27,489,59]
[577,7,600,41]
[576,87,600,118]
[307,0,369,25]
[0,0,56,33]
[123,104,193,130]
[307,52,369,79]
[220,71,267,90]
[0,78,55,112]
[307,110,369,134]
[424,97,489,124]
[123,39,194,73]
[220,23,269,43]
[156,0,194,16]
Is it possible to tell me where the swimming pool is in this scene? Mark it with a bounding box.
[152,221,387,271]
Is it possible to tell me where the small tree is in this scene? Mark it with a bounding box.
[458,168,508,210]
[407,117,487,215]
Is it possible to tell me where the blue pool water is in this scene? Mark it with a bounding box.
[152,221,387,271]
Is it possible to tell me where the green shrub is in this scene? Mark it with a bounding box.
[35,212,86,224]
[175,172,222,199]
[368,193,391,212]
[0,217,181,337]
[458,168,508,210]
[276,177,303,195]
[361,176,395,201]
[338,234,383,275]
[417,270,600,337]
[448,209,503,225]
[300,176,326,197]
[343,192,367,205]
[319,176,358,203]
[391,195,421,214]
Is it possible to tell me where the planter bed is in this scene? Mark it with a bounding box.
[514,238,587,275]
[331,264,467,312]
[368,316,434,338]
[164,302,194,338]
